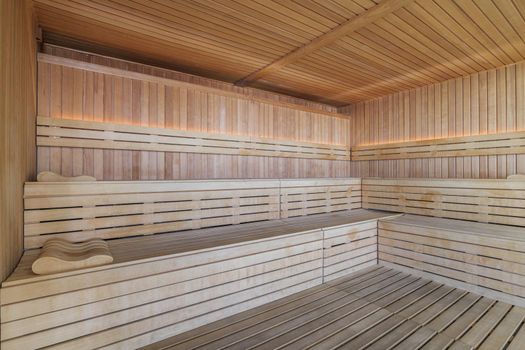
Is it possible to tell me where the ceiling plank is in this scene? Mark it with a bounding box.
[235,0,414,86]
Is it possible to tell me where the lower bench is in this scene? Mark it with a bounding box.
[0,209,394,350]
[378,214,525,307]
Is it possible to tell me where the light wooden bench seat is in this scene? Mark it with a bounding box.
[1,208,396,350]
[7,209,393,284]
[378,214,525,307]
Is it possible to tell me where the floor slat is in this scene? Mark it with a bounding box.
[142,266,523,350]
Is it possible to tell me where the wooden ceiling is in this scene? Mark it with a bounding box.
[34,0,525,106]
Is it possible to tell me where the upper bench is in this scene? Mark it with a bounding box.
[24,178,361,249]
[362,177,525,306]
[362,177,525,227]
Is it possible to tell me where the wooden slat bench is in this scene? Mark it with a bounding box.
[378,214,525,307]
[1,209,396,350]
[2,177,401,350]
[280,178,361,218]
[362,178,525,226]
[23,179,283,249]
[281,212,385,282]
[361,177,525,307]
[24,178,361,249]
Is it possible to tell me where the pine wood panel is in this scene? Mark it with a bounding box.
[362,178,525,227]
[32,0,525,105]
[379,215,525,306]
[0,0,36,282]
[236,0,413,86]
[255,0,525,104]
[42,44,338,114]
[343,61,525,178]
[37,116,350,160]
[37,53,351,180]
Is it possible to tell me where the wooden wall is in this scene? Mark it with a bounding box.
[37,47,351,180]
[342,61,525,179]
[42,45,338,114]
[0,0,37,282]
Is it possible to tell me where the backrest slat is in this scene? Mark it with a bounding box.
[280,179,361,219]
[24,178,362,249]
[363,178,525,227]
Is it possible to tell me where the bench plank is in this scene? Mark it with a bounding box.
[379,214,525,307]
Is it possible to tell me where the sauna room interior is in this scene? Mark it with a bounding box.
[3,0,525,349]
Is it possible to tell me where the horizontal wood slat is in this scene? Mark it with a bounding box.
[378,215,525,306]
[24,178,361,248]
[323,220,378,282]
[352,131,525,160]
[363,178,525,227]
[37,116,350,160]
[280,178,361,218]
[144,266,525,350]
[1,209,397,350]
[36,52,351,180]
[1,227,324,350]
[344,62,525,179]
[24,179,280,249]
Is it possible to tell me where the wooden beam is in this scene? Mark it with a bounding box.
[235,0,413,86]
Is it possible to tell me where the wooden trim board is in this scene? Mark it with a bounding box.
[37,116,351,160]
[352,131,525,160]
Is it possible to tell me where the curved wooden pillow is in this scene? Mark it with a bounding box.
[32,238,114,275]
[508,174,525,179]
[37,171,96,182]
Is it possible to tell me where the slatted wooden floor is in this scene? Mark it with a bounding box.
[144,265,525,350]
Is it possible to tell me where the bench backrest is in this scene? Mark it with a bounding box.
[363,178,525,227]
[24,178,361,249]
[280,179,361,218]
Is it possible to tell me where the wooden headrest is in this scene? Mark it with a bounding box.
[32,238,113,275]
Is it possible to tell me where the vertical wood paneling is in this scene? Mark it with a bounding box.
[0,0,36,282]
[37,54,351,180]
[343,62,525,179]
